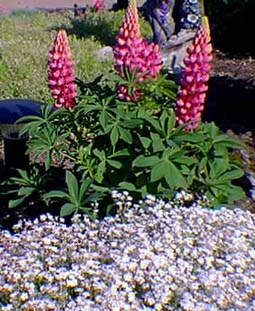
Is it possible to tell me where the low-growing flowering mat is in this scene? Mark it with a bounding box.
[0,197,255,310]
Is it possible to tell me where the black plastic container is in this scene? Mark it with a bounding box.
[2,131,29,169]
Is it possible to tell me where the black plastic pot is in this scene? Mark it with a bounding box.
[2,131,29,169]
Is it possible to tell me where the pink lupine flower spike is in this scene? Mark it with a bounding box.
[114,0,162,101]
[175,17,213,130]
[48,30,77,109]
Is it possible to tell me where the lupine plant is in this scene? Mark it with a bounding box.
[13,1,247,218]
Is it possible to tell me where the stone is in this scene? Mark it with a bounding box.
[96,46,114,62]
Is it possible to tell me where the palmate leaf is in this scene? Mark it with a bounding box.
[18,104,59,136]
[150,160,187,189]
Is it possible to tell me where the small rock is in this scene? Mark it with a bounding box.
[96,46,113,62]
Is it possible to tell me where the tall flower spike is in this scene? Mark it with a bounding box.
[175,16,213,130]
[48,30,77,109]
[114,0,162,101]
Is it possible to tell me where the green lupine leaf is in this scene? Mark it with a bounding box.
[133,155,159,167]
[11,169,30,185]
[121,119,142,128]
[107,159,122,169]
[173,156,197,165]
[17,115,45,124]
[93,149,106,161]
[79,104,100,115]
[110,126,119,146]
[99,110,109,131]
[167,110,176,133]
[138,135,151,149]
[91,184,110,192]
[109,149,129,158]
[176,133,205,143]
[95,161,106,183]
[209,159,230,177]
[146,118,161,132]
[45,153,52,171]
[119,127,132,144]
[226,185,246,201]
[118,182,137,191]
[151,133,165,152]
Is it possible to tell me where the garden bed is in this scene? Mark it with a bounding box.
[0,3,255,310]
